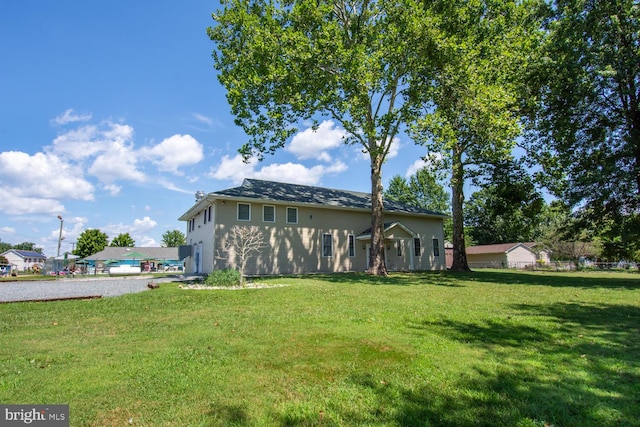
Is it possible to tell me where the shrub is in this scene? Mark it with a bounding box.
[204,268,241,287]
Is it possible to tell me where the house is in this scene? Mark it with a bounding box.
[1,249,47,272]
[178,179,447,275]
[83,247,182,273]
[465,242,541,269]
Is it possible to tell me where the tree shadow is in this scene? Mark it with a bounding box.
[460,270,640,289]
[397,301,640,426]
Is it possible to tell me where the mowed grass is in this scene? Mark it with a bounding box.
[0,270,639,426]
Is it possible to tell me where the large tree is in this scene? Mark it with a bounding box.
[74,229,109,259]
[411,0,541,270]
[109,233,135,247]
[161,230,186,247]
[525,0,640,223]
[209,0,435,275]
[385,167,452,241]
[465,161,545,245]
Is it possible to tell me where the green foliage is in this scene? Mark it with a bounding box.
[204,268,241,287]
[411,0,542,270]
[0,239,10,254]
[208,0,435,274]
[109,233,135,247]
[525,0,640,220]
[386,167,452,241]
[385,168,450,214]
[465,161,545,245]
[161,230,186,247]
[74,229,109,259]
[1,271,638,425]
[10,242,43,253]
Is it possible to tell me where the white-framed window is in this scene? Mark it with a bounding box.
[263,205,275,222]
[433,238,440,257]
[322,233,333,257]
[348,234,355,257]
[237,203,251,221]
[414,238,421,256]
[286,207,298,224]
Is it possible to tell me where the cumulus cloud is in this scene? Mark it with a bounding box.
[357,136,401,161]
[51,109,92,125]
[286,120,346,162]
[0,151,93,198]
[140,134,204,174]
[209,154,347,186]
[405,153,444,177]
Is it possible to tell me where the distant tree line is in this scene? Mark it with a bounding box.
[0,239,43,254]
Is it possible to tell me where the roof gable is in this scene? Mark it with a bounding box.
[1,249,46,259]
[466,243,531,255]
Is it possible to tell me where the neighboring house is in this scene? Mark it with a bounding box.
[1,249,47,272]
[83,247,182,273]
[466,242,540,269]
[178,179,448,275]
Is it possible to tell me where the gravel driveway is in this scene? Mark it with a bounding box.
[0,276,192,303]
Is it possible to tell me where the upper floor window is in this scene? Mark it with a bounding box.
[237,203,251,221]
[286,207,298,224]
[263,205,275,222]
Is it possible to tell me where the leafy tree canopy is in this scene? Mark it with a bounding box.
[465,161,545,245]
[209,0,436,275]
[161,230,186,247]
[525,0,640,221]
[110,233,135,247]
[74,229,109,259]
[11,242,43,253]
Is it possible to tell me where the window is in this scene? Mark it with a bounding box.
[237,203,251,221]
[414,238,421,256]
[204,208,207,224]
[348,234,355,257]
[396,240,402,256]
[433,238,440,257]
[208,206,212,222]
[263,205,275,222]
[322,233,333,257]
[286,207,298,224]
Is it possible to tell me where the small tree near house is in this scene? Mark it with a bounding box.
[221,226,267,286]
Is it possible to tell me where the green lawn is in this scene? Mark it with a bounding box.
[1,270,638,426]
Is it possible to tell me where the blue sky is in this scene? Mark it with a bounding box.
[0,0,435,257]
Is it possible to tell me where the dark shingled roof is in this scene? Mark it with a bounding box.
[212,179,446,216]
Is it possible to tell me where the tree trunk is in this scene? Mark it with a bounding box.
[450,143,471,271]
[368,154,388,275]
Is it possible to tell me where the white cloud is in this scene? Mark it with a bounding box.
[357,136,401,161]
[0,151,95,213]
[208,154,257,184]
[209,154,348,186]
[287,120,346,162]
[133,216,157,231]
[0,226,16,235]
[102,184,122,196]
[193,113,213,126]
[51,109,92,125]
[405,153,444,177]
[140,134,204,174]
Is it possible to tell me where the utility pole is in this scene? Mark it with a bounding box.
[56,215,64,257]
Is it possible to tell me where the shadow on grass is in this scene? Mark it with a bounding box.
[395,301,640,426]
[306,271,466,287]
[305,269,640,289]
[455,269,640,289]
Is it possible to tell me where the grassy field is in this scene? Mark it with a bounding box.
[1,270,638,426]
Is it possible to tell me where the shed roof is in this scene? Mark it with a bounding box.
[84,247,179,261]
[1,249,47,259]
[466,243,534,255]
